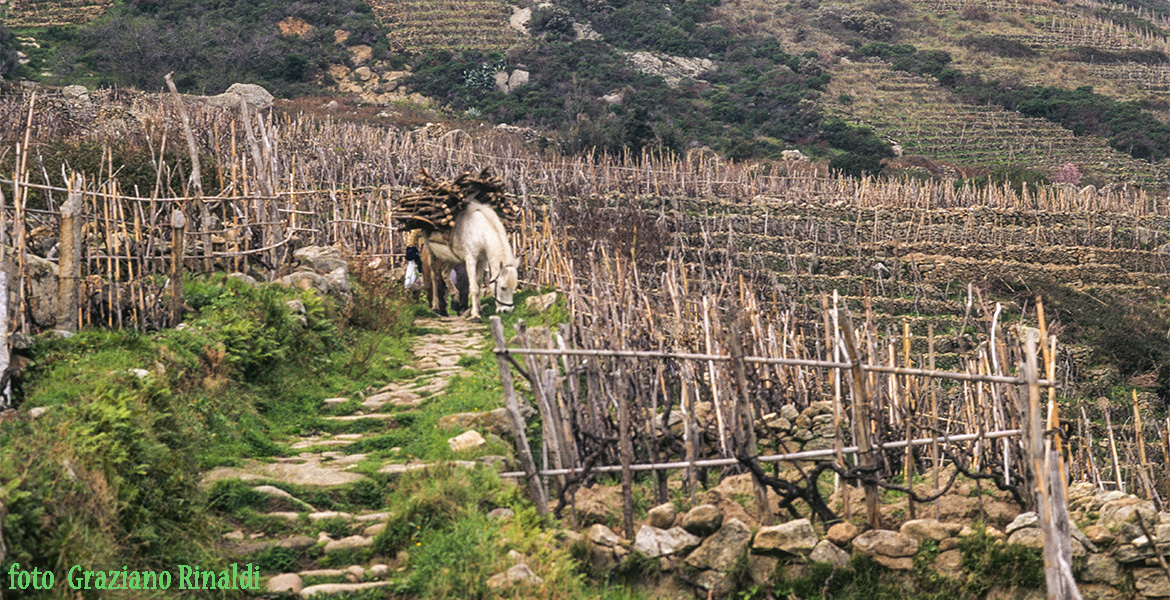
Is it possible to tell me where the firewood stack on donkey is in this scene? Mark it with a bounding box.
[397,169,521,319]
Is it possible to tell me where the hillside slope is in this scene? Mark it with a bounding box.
[2,0,1170,187]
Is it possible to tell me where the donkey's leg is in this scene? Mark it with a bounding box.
[464,255,481,319]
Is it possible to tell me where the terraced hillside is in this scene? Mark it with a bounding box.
[2,0,111,27]
[583,192,1170,389]
[369,0,521,53]
[825,60,1170,186]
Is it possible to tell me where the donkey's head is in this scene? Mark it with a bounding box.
[493,260,519,313]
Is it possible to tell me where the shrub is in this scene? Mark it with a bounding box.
[530,5,576,37]
[1052,162,1082,185]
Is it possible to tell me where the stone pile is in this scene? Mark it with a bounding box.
[579,483,1170,599]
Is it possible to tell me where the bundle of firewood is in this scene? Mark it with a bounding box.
[395,168,520,231]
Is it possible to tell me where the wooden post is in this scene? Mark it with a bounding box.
[169,208,187,326]
[729,322,772,525]
[841,310,880,529]
[56,176,84,332]
[0,271,8,410]
[164,72,211,273]
[618,369,635,540]
[490,316,549,515]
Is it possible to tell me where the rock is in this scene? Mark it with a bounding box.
[294,246,348,274]
[648,503,677,529]
[633,526,701,557]
[323,535,372,553]
[1006,527,1044,549]
[204,83,274,112]
[1135,567,1170,597]
[27,406,49,419]
[309,511,353,521]
[223,529,245,540]
[508,549,526,564]
[781,149,809,161]
[753,518,818,555]
[487,563,543,589]
[938,537,958,552]
[278,271,330,295]
[779,405,800,421]
[900,519,951,543]
[851,530,919,558]
[267,573,303,593]
[509,6,532,32]
[601,92,623,104]
[680,504,723,537]
[9,253,58,328]
[507,69,529,91]
[438,408,514,437]
[765,417,792,431]
[368,564,390,578]
[827,522,859,546]
[748,555,779,585]
[323,267,351,300]
[363,523,385,537]
[488,507,515,521]
[524,291,558,312]
[1082,553,1122,584]
[1005,512,1039,534]
[1081,584,1126,600]
[349,45,373,65]
[300,582,393,597]
[933,549,963,579]
[685,519,752,572]
[1083,524,1113,546]
[345,565,365,581]
[1115,543,1154,564]
[810,539,850,569]
[587,524,623,548]
[1099,498,1158,542]
[448,430,487,453]
[622,50,716,87]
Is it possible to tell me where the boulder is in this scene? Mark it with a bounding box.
[204,83,274,112]
[294,245,348,274]
[685,518,752,572]
[633,526,700,558]
[647,502,677,529]
[1006,527,1044,550]
[753,518,818,555]
[827,522,859,546]
[448,430,487,453]
[680,504,723,537]
[278,271,329,295]
[524,291,558,312]
[900,519,952,543]
[587,524,623,548]
[851,530,919,557]
[488,507,515,521]
[809,539,850,569]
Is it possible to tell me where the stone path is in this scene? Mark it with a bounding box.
[199,317,491,597]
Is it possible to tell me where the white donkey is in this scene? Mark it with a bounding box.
[423,200,518,318]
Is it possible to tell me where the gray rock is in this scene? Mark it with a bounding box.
[524,291,558,312]
[753,518,819,555]
[1099,499,1158,542]
[1005,512,1039,535]
[685,518,752,572]
[438,408,514,437]
[323,535,372,553]
[680,504,723,537]
[587,524,622,548]
[323,267,351,299]
[779,405,800,421]
[294,245,348,274]
[487,563,543,589]
[901,518,952,543]
[368,564,390,578]
[227,272,257,286]
[205,83,275,112]
[852,530,919,558]
[1082,553,1122,584]
[933,549,963,579]
[448,430,486,453]
[633,526,700,558]
[278,271,330,295]
[748,555,779,585]
[300,581,393,597]
[1006,527,1044,549]
[1134,567,1170,598]
[647,503,677,529]
[809,539,850,569]
[488,507,515,521]
[266,573,303,593]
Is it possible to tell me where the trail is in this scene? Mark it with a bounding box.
[200,317,490,597]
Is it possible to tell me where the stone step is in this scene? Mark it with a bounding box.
[322,413,399,422]
[300,581,395,598]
